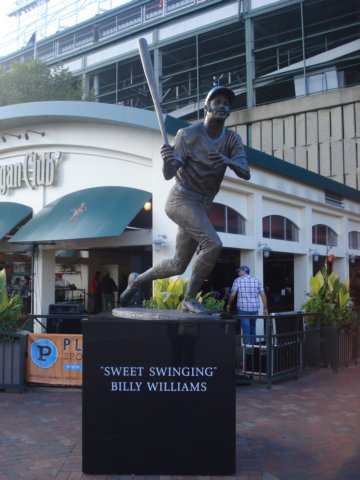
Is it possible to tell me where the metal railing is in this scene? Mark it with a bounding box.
[231,311,360,387]
[319,318,360,372]
[229,311,322,389]
[24,314,88,334]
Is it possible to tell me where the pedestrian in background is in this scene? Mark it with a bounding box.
[226,266,268,344]
[89,270,102,314]
[101,272,118,311]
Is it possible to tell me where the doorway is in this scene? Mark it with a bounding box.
[263,252,294,313]
[206,248,241,300]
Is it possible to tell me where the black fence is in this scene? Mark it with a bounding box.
[9,310,360,393]
[319,319,360,372]
[24,313,87,334]
[232,311,360,388]
[234,311,318,388]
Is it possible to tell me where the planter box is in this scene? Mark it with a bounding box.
[320,323,358,372]
[0,332,27,393]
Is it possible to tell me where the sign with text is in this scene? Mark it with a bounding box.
[82,317,236,475]
[0,151,62,195]
[26,333,82,386]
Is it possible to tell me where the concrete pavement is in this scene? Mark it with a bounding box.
[1,364,360,479]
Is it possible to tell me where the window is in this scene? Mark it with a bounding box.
[263,215,299,241]
[349,231,360,250]
[312,224,338,246]
[209,203,245,234]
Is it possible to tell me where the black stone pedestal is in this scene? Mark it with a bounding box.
[82,309,236,475]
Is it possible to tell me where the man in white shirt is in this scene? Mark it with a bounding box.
[226,266,268,344]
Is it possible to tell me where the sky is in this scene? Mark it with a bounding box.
[0,2,13,51]
[0,0,132,57]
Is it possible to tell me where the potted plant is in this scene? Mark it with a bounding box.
[302,261,357,371]
[142,276,225,312]
[0,268,27,392]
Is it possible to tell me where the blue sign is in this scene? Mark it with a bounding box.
[30,338,58,369]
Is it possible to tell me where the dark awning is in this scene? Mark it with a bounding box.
[0,202,32,240]
[11,186,151,243]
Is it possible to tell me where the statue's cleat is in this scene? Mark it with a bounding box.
[119,272,139,307]
[181,298,211,314]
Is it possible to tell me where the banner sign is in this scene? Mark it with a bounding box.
[26,333,82,386]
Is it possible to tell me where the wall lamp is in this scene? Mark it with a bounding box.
[347,253,357,264]
[2,132,21,142]
[153,234,167,252]
[258,242,272,258]
[25,129,45,140]
[309,248,320,262]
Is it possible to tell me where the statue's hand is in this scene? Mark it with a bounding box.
[161,144,183,179]
[208,151,230,168]
[161,144,175,162]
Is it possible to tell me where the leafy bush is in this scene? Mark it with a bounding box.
[198,292,225,312]
[302,266,353,326]
[0,269,23,334]
[143,277,189,310]
[142,277,225,312]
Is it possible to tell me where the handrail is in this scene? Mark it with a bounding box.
[225,311,322,388]
[23,314,88,333]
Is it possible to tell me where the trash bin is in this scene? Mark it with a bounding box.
[47,303,84,333]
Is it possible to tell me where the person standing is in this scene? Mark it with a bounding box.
[226,266,268,344]
[89,270,102,314]
[101,273,118,311]
[120,86,250,313]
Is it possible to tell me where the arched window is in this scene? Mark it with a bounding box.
[209,203,245,234]
[349,231,360,250]
[312,224,338,246]
[263,215,299,241]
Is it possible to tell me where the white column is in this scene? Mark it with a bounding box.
[294,254,312,311]
[33,247,55,332]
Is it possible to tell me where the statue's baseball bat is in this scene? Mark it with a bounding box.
[137,37,169,145]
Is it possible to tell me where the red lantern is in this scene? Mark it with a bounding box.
[327,254,336,264]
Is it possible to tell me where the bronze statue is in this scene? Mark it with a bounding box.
[120,86,250,313]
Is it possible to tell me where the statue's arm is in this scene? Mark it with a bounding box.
[160,142,185,180]
[208,133,250,180]
[227,153,250,180]
[226,133,250,180]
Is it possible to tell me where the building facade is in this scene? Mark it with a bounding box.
[0,0,359,322]
[2,0,358,188]
[0,101,359,324]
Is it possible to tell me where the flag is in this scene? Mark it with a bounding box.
[159,0,163,7]
[26,32,36,48]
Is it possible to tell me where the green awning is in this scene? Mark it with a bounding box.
[0,202,32,240]
[11,186,151,243]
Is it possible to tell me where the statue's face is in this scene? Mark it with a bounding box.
[206,94,231,121]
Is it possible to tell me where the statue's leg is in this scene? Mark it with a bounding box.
[167,195,222,313]
[120,187,222,312]
[119,227,197,307]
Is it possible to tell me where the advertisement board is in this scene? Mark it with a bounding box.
[26,333,82,386]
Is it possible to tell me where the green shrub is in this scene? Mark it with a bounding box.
[143,277,189,310]
[142,277,225,312]
[302,266,353,326]
[199,292,225,312]
[0,268,23,334]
